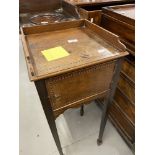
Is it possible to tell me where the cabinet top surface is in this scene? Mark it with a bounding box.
[21,20,127,81]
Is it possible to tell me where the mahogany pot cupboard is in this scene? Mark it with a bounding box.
[19,0,134,154]
[21,19,128,155]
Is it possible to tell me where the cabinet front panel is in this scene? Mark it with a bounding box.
[46,61,116,110]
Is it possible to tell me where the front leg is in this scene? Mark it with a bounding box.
[97,96,109,145]
[35,80,64,155]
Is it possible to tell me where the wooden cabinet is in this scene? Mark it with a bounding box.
[77,0,134,25]
[63,0,134,25]
[21,19,128,155]
[101,4,135,151]
[109,97,135,143]
[101,4,135,44]
[21,20,127,116]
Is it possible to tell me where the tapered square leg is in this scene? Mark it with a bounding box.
[97,58,123,145]
[35,80,64,155]
[97,95,109,145]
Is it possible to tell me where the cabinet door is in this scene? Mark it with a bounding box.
[46,62,115,110]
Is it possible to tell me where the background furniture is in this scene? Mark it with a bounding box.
[100,4,135,151]
[77,0,134,25]
[64,0,134,7]
[19,0,80,27]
